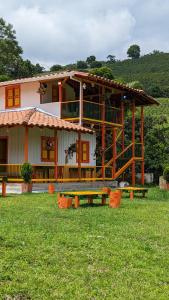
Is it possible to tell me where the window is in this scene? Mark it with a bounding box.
[41,137,57,162]
[5,85,20,108]
[76,141,90,163]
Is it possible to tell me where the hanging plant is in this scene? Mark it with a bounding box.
[46,138,54,151]
[65,143,76,164]
[37,83,47,95]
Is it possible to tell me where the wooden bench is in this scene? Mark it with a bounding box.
[58,190,109,208]
[118,187,148,200]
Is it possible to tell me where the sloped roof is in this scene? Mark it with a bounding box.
[0,70,158,106]
[0,107,92,133]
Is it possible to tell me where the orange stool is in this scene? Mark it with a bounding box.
[109,190,121,208]
[48,184,55,194]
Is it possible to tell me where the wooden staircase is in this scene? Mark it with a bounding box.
[96,139,143,180]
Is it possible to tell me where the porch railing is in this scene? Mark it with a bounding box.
[61,100,79,119]
[61,100,121,124]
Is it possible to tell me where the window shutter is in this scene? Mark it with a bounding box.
[7,88,14,107]
[14,87,20,106]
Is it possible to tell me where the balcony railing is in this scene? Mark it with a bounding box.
[61,100,121,124]
[61,100,79,119]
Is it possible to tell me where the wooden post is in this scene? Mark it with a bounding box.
[79,81,83,126]
[101,88,105,179]
[24,126,29,162]
[58,81,62,117]
[78,132,81,180]
[132,100,135,186]
[54,130,58,180]
[121,102,125,152]
[112,128,116,179]
[141,106,145,185]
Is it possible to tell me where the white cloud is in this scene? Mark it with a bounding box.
[0,0,169,67]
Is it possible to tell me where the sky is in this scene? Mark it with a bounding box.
[1,0,169,68]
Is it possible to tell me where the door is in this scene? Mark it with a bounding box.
[0,138,8,174]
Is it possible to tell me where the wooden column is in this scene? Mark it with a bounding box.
[79,81,83,126]
[112,127,116,179]
[132,100,135,186]
[121,102,125,152]
[78,132,81,180]
[24,126,29,162]
[58,81,63,117]
[101,88,105,179]
[141,106,145,185]
[54,130,58,180]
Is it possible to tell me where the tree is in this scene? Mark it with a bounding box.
[0,18,23,77]
[86,55,96,66]
[107,55,116,63]
[0,18,44,80]
[50,64,63,72]
[127,81,144,90]
[76,60,88,70]
[127,44,140,59]
[146,84,163,97]
[90,61,102,68]
[90,67,114,80]
[14,60,44,78]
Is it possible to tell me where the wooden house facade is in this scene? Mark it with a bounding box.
[0,71,158,184]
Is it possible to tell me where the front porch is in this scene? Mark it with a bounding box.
[0,107,96,182]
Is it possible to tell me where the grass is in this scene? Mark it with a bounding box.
[0,188,169,300]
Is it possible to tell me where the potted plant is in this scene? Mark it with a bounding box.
[163,166,169,190]
[20,162,33,193]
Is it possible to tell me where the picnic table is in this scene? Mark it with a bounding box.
[59,190,109,208]
[118,187,148,200]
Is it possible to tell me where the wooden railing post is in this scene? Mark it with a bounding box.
[141,106,145,185]
[58,81,62,117]
[132,100,135,186]
[79,81,83,126]
[121,102,125,152]
[112,128,117,179]
[101,88,105,179]
[78,132,81,180]
[54,130,58,180]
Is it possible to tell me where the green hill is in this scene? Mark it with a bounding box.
[106,52,169,97]
[145,98,169,118]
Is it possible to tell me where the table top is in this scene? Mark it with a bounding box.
[118,187,148,191]
[60,191,108,196]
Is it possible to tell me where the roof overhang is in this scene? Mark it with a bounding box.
[0,70,159,106]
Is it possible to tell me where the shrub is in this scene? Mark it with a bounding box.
[20,162,33,183]
[163,166,169,183]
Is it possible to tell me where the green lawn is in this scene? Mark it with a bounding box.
[0,188,169,300]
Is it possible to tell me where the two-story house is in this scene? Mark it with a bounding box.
[0,71,158,184]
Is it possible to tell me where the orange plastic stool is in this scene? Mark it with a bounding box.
[109,190,121,208]
[48,184,55,194]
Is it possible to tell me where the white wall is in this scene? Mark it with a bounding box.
[0,127,24,163]
[0,126,96,167]
[0,81,76,117]
[58,131,96,166]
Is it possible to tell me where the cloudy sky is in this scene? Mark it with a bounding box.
[0,0,169,68]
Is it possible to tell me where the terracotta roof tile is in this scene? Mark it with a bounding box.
[0,107,93,134]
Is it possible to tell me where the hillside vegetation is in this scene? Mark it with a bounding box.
[145,98,169,118]
[106,53,169,97]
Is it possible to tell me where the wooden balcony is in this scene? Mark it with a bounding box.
[61,100,122,126]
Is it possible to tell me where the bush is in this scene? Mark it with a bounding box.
[20,162,33,183]
[163,166,169,183]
